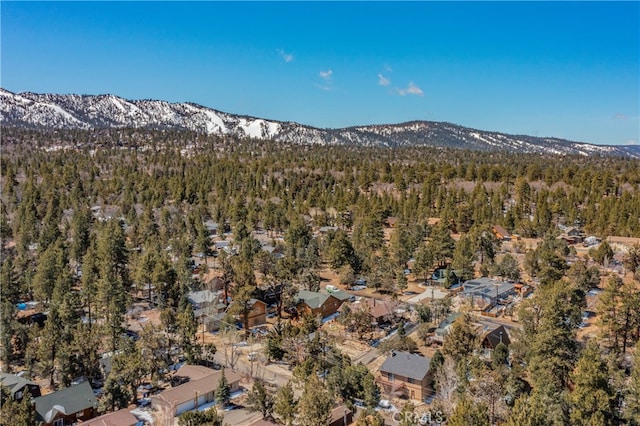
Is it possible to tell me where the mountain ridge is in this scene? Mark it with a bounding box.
[2,88,639,158]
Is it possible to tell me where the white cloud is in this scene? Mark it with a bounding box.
[319,69,333,80]
[397,82,424,96]
[277,49,294,63]
[614,113,628,121]
[378,74,390,86]
[384,64,392,72]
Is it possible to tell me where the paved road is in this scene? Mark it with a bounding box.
[474,315,522,332]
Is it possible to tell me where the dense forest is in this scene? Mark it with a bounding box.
[1,127,640,425]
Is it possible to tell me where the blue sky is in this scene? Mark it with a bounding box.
[2,1,639,145]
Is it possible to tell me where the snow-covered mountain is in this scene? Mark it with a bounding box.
[2,88,639,158]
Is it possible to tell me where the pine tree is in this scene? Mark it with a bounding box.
[526,280,580,394]
[429,222,456,265]
[447,397,490,426]
[505,392,558,426]
[246,380,274,419]
[624,349,640,425]
[215,369,231,407]
[443,314,478,361]
[296,374,333,426]
[452,234,475,282]
[178,408,224,426]
[569,343,615,425]
[492,341,509,367]
[362,371,381,409]
[274,381,297,426]
[413,243,435,283]
[0,387,37,426]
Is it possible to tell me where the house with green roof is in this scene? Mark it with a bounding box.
[295,290,345,319]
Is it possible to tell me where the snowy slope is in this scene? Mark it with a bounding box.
[2,88,638,158]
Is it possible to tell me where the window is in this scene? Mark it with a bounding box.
[407,377,415,384]
[53,419,64,426]
[388,373,394,382]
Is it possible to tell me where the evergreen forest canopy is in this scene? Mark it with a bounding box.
[1,127,640,425]
[2,127,640,241]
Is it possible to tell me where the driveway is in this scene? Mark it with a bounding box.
[407,286,449,304]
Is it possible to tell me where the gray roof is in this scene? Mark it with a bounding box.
[296,290,331,309]
[187,290,218,306]
[33,381,97,423]
[330,289,352,302]
[0,373,37,397]
[435,312,462,334]
[99,356,112,376]
[463,278,514,298]
[204,220,218,231]
[379,351,431,381]
[318,226,338,233]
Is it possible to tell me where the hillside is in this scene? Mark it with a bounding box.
[2,88,639,158]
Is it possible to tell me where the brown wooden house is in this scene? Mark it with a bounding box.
[33,382,97,426]
[295,290,344,318]
[377,351,433,402]
[247,298,267,328]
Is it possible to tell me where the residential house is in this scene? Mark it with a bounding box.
[246,299,267,328]
[478,323,511,350]
[16,310,47,327]
[82,408,138,426]
[151,367,241,417]
[430,267,461,287]
[33,381,97,425]
[187,290,219,312]
[566,227,583,237]
[187,289,228,332]
[330,289,353,304]
[99,352,114,380]
[377,351,433,402]
[561,228,585,245]
[205,311,228,332]
[261,244,284,259]
[205,277,225,292]
[204,220,219,238]
[358,298,396,326]
[295,290,344,319]
[432,313,462,343]
[462,277,516,309]
[214,240,233,253]
[492,225,511,241]
[255,283,283,307]
[0,373,41,400]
